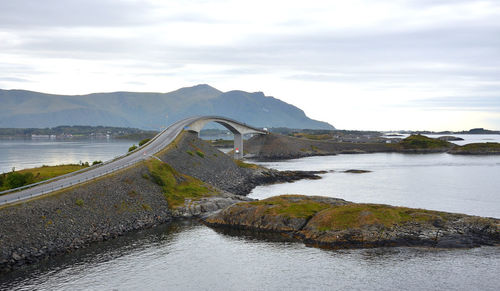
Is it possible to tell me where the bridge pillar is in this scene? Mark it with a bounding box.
[234,133,243,159]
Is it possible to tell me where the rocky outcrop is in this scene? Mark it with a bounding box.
[157,131,323,194]
[172,191,253,217]
[245,134,488,160]
[438,136,464,141]
[245,133,395,160]
[448,143,500,155]
[205,195,500,249]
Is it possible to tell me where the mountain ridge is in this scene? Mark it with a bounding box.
[0,84,334,130]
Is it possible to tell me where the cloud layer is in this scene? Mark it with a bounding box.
[1,0,499,130]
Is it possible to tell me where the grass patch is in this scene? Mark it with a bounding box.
[310,204,448,231]
[458,142,500,150]
[234,159,259,169]
[0,164,87,191]
[293,133,332,140]
[75,198,84,207]
[196,150,205,158]
[210,139,234,147]
[451,142,500,154]
[398,134,452,149]
[249,195,332,219]
[145,159,218,208]
[186,150,194,156]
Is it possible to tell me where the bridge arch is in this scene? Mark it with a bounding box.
[184,116,267,159]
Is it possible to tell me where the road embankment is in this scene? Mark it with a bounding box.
[0,132,321,273]
[157,131,324,195]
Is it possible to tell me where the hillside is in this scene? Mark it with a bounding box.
[0,85,334,130]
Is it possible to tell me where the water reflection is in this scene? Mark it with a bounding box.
[0,139,138,173]
[1,220,499,291]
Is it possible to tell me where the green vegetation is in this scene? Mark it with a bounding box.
[138,138,151,147]
[241,195,451,231]
[210,139,234,147]
[0,164,87,191]
[75,198,84,207]
[0,172,34,190]
[195,150,205,158]
[128,145,138,152]
[145,159,218,208]
[451,142,500,154]
[293,133,332,140]
[249,195,332,219]
[186,150,194,156]
[310,204,448,231]
[234,159,259,169]
[398,134,452,149]
[92,160,103,165]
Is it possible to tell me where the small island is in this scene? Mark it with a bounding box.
[204,195,500,249]
[449,143,500,155]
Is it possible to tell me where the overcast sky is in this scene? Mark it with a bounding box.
[1,0,499,130]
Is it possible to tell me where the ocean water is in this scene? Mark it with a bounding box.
[0,139,137,173]
[249,153,500,218]
[0,136,499,290]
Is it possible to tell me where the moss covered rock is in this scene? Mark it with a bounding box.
[205,195,500,249]
[396,134,454,152]
[449,142,500,155]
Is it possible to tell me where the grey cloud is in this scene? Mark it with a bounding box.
[407,96,500,111]
[1,0,499,105]
[0,1,221,29]
[0,77,31,82]
[0,0,154,28]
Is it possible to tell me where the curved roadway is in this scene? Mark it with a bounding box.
[0,116,263,206]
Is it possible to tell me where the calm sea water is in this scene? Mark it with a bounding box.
[0,139,137,173]
[250,153,500,218]
[0,135,499,290]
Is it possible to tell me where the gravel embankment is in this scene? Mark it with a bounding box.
[158,131,324,194]
[0,132,322,273]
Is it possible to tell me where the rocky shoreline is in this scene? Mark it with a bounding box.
[0,132,322,273]
[204,195,500,249]
[244,133,500,160]
[1,131,498,273]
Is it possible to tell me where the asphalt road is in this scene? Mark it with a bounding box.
[0,116,202,206]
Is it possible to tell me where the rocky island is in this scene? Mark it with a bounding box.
[244,133,500,159]
[448,142,500,155]
[204,195,500,249]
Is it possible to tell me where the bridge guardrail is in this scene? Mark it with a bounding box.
[0,115,261,205]
[0,120,178,196]
[1,159,140,206]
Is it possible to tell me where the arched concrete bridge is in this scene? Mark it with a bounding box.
[185,116,267,159]
[0,116,267,205]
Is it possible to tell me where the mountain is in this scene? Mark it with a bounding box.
[0,84,334,130]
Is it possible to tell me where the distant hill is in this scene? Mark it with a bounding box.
[0,84,334,130]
